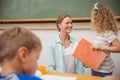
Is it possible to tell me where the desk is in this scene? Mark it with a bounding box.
[45,72,102,80]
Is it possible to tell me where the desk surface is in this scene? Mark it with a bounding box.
[45,72,102,80]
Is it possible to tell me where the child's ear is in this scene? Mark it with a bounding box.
[17,47,29,63]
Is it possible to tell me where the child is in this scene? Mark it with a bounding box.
[91,3,120,77]
[0,27,42,80]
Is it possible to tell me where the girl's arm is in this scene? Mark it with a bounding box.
[100,39,120,53]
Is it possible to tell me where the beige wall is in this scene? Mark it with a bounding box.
[0,22,120,77]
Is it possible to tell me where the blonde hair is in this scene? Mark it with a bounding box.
[91,4,118,35]
[56,14,71,31]
[0,27,42,64]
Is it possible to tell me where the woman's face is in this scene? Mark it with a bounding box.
[59,17,73,33]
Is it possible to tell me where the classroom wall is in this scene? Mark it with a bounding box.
[0,22,120,77]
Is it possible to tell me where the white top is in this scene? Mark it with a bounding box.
[64,47,75,73]
[93,31,117,73]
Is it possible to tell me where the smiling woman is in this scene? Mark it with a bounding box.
[46,14,84,74]
[0,0,120,23]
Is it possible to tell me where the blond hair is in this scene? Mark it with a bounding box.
[56,14,71,31]
[91,4,118,35]
[0,27,42,64]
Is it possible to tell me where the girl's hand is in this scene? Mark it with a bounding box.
[91,44,100,50]
[91,44,109,52]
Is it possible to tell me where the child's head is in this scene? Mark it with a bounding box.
[91,4,118,35]
[0,27,42,75]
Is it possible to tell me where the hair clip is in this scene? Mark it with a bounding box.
[94,2,98,10]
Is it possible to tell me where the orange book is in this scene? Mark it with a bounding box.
[73,38,107,70]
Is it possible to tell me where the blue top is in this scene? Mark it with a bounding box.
[0,72,42,80]
[47,34,84,74]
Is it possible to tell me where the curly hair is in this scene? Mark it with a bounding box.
[91,4,118,35]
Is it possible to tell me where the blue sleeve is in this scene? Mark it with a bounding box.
[24,76,42,80]
[15,72,42,80]
[1,72,42,80]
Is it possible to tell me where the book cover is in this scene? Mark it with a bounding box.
[73,38,107,70]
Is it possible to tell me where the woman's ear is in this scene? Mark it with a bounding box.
[17,47,29,63]
[58,23,61,29]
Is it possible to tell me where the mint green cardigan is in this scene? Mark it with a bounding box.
[47,34,84,74]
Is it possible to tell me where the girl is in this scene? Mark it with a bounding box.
[91,4,120,77]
